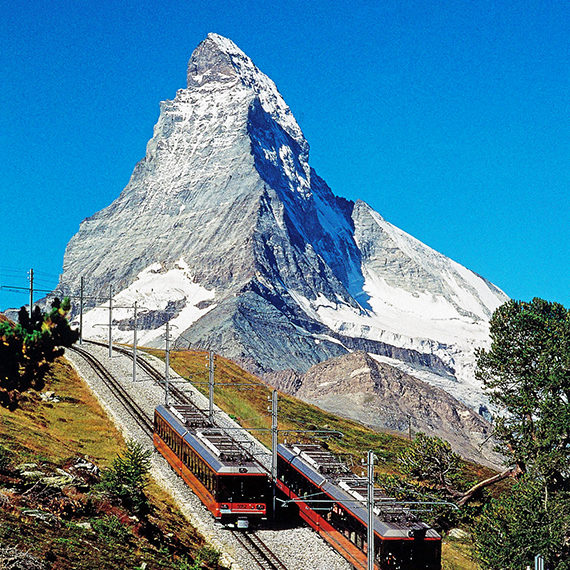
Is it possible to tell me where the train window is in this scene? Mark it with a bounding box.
[378,540,425,570]
[218,477,230,502]
[217,476,267,502]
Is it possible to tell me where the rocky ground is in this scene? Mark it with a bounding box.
[271,351,502,467]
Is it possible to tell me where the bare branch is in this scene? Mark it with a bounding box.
[457,467,520,506]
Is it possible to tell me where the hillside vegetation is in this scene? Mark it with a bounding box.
[0,357,223,569]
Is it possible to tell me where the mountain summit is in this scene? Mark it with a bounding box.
[60,34,508,424]
[187,33,306,150]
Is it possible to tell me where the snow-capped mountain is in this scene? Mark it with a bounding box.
[59,33,508,414]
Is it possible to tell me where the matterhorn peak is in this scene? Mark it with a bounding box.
[59,33,509,441]
[186,33,306,153]
[186,33,250,87]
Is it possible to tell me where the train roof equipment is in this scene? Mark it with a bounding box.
[156,404,266,475]
[279,443,440,540]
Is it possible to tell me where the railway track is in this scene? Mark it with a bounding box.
[83,340,198,410]
[71,340,291,570]
[231,530,289,570]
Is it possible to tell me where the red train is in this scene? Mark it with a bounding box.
[277,443,441,570]
[154,404,269,527]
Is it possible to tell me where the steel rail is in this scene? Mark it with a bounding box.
[88,340,215,417]
[84,340,197,408]
[231,530,289,570]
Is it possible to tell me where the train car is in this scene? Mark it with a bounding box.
[154,404,269,527]
[277,443,441,570]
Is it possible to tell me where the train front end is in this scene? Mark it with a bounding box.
[212,472,269,526]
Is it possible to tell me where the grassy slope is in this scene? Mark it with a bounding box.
[146,348,495,570]
[0,357,222,570]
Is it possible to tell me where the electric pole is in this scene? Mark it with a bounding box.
[271,389,278,519]
[132,301,138,382]
[108,285,113,358]
[165,321,170,406]
[79,276,84,345]
[367,450,376,570]
[28,268,34,318]
[208,351,215,425]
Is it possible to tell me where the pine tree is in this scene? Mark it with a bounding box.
[475,298,570,488]
[101,440,152,515]
[473,298,570,568]
[0,299,79,408]
[474,476,569,569]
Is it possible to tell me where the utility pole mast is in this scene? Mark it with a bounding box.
[28,268,34,318]
[367,450,376,570]
[208,351,215,425]
[165,321,170,406]
[271,389,278,519]
[107,285,113,358]
[79,276,84,345]
[132,301,138,382]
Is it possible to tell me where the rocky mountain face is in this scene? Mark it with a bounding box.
[58,33,509,447]
[268,351,498,465]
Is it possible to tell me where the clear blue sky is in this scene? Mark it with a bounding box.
[1,0,568,310]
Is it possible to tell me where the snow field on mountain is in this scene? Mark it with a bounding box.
[364,207,506,320]
[288,288,477,399]
[77,259,216,347]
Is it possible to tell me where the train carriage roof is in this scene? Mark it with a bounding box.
[155,405,266,476]
[278,444,440,540]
